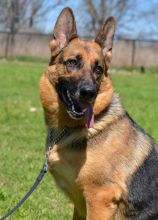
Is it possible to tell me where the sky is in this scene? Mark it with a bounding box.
[38,0,158,40]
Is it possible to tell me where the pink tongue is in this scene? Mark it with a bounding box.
[83,103,94,128]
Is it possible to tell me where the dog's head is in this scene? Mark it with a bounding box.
[40,7,115,128]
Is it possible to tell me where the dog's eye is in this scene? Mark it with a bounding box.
[94,66,104,76]
[66,59,77,67]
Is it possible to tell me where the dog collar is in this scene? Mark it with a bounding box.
[47,127,69,150]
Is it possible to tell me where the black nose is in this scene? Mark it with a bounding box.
[79,86,97,102]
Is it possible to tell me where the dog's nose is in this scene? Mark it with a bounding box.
[79,86,97,102]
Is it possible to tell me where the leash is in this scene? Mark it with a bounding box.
[0,127,68,220]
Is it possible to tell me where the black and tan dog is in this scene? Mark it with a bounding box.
[40,7,158,220]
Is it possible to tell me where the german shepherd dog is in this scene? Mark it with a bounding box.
[40,7,158,220]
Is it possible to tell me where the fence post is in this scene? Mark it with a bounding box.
[131,39,136,66]
[5,32,10,58]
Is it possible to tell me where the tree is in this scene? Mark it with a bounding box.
[0,0,63,58]
[0,0,63,34]
[80,0,134,37]
[76,0,158,40]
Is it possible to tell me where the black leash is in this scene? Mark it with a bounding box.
[0,127,68,220]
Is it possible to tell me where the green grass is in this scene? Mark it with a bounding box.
[0,60,72,220]
[112,72,158,140]
[111,65,158,75]
[5,55,50,64]
[0,60,158,219]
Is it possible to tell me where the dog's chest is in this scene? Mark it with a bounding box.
[48,144,86,217]
[48,146,76,189]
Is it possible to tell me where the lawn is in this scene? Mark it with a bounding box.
[0,60,158,220]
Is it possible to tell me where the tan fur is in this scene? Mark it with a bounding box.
[40,71,85,128]
[40,38,113,128]
[40,8,152,220]
[45,111,151,219]
[40,73,151,219]
[40,66,113,128]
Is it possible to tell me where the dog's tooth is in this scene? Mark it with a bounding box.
[79,112,84,115]
[83,108,87,113]
[67,110,83,119]
[67,90,70,97]
[75,111,83,115]
[67,90,72,102]
[72,105,75,111]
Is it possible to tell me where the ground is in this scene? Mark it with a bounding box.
[0,59,158,219]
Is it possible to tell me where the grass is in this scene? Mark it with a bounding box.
[0,59,158,219]
[5,55,50,64]
[0,60,72,220]
[112,72,158,140]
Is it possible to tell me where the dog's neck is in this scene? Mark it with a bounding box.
[88,92,125,138]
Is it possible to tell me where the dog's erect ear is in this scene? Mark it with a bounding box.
[50,7,77,57]
[95,17,115,66]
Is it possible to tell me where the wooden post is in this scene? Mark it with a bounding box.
[131,40,136,66]
[5,32,11,58]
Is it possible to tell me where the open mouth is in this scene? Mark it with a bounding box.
[60,87,94,128]
[67,90,86,119]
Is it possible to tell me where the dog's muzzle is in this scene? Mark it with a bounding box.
[56,78,97,128]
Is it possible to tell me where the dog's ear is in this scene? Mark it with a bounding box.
[50,7,77,57]
[95,17,115,67]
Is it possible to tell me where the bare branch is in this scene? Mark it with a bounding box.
[81,0,136,37]
[0,0,63,33]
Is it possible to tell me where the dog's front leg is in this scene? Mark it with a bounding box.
[84,185,122,220]
[73,207,86,220]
